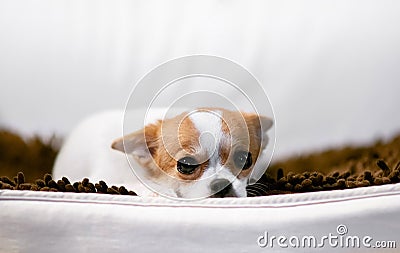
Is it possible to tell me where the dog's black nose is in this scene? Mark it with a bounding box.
[210,179,232,198]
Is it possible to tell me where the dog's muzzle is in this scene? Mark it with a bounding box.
[210,178,236,198]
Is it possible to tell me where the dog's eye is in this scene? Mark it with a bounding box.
[177,157,199,175]
[234,151,252,170]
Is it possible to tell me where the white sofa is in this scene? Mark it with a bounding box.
[1,183,399,252]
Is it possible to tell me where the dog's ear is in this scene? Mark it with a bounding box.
[111,121,160,164]
[259,115,273,148]
[243,113,273,149]
[258,115,273,134]
[243,113,273,185]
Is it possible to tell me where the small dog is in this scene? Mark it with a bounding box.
[53,108,273,198]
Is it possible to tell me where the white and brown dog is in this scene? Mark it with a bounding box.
[53,108,273,198]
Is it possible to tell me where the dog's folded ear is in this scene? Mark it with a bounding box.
[243,113,273,149]
[111,121,160,164]
[258,115,273,134]
[260,115,273,147]
[243,113,273,185]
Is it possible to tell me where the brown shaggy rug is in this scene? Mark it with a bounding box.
[1,129,399,197]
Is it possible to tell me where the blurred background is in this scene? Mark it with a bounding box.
[1,0,400,164]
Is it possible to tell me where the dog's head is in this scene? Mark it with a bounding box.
[112,108,273,198]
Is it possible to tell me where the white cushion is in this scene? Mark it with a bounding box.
[1,183,399,252]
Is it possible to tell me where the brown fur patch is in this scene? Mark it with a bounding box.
[218,109,264,179]
[150,112,208,180]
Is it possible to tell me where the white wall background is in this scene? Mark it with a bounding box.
[1,0,399,159]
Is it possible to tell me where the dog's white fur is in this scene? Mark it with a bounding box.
[53,109,165,196]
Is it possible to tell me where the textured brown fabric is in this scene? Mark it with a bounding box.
[1,129,399,197]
